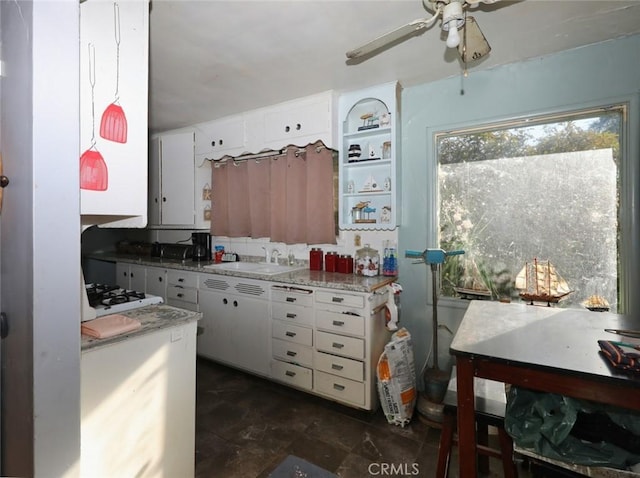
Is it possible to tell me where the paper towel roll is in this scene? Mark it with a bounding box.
[385,285,399,331]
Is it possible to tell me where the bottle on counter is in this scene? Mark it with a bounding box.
[383,241,398,276]
[214,245,225,263]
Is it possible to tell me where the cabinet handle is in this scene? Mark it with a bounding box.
[158,277,163,282]
[178,278,184,282]
[154,197,158,203]
[286,313,297,319]
[332,342,344,349]
[285,331,296,337]
[332,297,344,303]
[286,297,296,303]
[333,383,345,391]
[285,125,290,133]
[223,298,228,305]
[162,197,167,202]
[285,370,296,377]
[211,140,216,147]
[332,320,345,326]
[233,300,238,307]
[331,364,344,371]
[286,350,297,357]
[219,139,224,146]
[177,293,184,298]
[296,123,301,131]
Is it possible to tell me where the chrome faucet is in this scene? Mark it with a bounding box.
[271,248,280,264]
[262,246,270,264]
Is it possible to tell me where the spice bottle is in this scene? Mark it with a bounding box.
[310,248,323,271]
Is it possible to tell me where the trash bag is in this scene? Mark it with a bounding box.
[504,386,640,470]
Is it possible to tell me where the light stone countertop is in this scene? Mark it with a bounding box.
[81,304,201,352]
[88,252,397,293]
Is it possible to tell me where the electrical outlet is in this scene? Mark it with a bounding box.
[354,234,361,247]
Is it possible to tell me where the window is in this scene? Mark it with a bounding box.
[437,107,623,312]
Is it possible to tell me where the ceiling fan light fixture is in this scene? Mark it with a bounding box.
[442,1,465,48]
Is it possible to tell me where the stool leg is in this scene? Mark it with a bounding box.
[436,412,455,478]
[477,422,490,475]
[497,428,518,478]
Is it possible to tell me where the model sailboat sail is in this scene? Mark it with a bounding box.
[515,258,572,304]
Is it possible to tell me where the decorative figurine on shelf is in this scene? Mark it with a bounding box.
[347,180,355,194]
[380,112,391,127]
[384,177,391,191]
[348,144,362,162]
[351,201,377,223]
[368,144,378,160]
[380,205,391,223]
[358,112,380,131]
[360,174,378,192]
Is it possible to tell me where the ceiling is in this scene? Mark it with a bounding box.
[148,0,640,134]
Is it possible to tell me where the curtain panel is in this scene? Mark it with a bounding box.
[211,141,337,245]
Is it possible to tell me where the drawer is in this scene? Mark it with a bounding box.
[316,331,364,360]
[314,351,364,382]
[272,303,314,326]
[315,290,364,309]
[167,270,198,288]
[167,285,198,304]
[316,309,364,337]
[271,286,314,307]
[315,371,365,406]
[271,360,313,391]
[272,320,313,347]
[166,298,198,312]
[272,338,313,368]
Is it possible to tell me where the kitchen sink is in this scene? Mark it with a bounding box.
[203,261,306,276]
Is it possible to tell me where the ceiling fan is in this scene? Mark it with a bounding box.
[346,0,500,64]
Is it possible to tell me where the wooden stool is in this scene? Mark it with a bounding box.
[436,368,518,478]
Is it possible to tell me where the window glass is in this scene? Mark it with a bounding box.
[437,108,622,311]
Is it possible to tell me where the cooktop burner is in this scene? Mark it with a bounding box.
[84,283,164,319]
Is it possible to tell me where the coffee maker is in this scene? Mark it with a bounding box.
[191,232,212,262]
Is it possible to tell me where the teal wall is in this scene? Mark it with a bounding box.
[398,35,640,385]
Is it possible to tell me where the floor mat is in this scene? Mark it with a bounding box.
[268,455,338,478]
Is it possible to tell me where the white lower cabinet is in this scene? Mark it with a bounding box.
[166,269,199,312]
[312,288,390,410]
[115,262,146,291]
[196,273,390,411]
[198,275,270,376]
[146,266,167,300]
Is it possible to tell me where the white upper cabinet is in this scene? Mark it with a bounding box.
[338,82,401,231]
[149,132,196,227]
[261,91,336,150]
[194,115,246,158]
[80,0,149,228]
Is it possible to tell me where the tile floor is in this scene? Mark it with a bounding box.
[195,357,536,478]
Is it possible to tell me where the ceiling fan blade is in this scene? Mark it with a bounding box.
[458,16,491,62]
[346,15,438,59]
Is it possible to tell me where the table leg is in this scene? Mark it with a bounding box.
[456,357,477,478]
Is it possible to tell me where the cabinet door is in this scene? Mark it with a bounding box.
[263,96,331,148]
[146,267,167,299]
[115,263,130,288]
[195,116,245,157]
[129,264,146,292]
[159,132,195,226]
[148,137,161,226]
[198,289,235,364]
[80,1,149,228]
[231,295,269,376]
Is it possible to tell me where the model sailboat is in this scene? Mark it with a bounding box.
[515,258,572,305]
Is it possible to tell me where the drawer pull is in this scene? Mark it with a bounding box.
[333,383,345,391]
[332,342,344,349]
[178,278,185,282]
[286,313,297,319]
[286,351,297,357]
[286,297,297,303]
[285,331,297,337]
[285,370,296,377]
[331,364,344,371]
[332,297,344,303]
[332,320,345,326]
[177,293,184,298]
